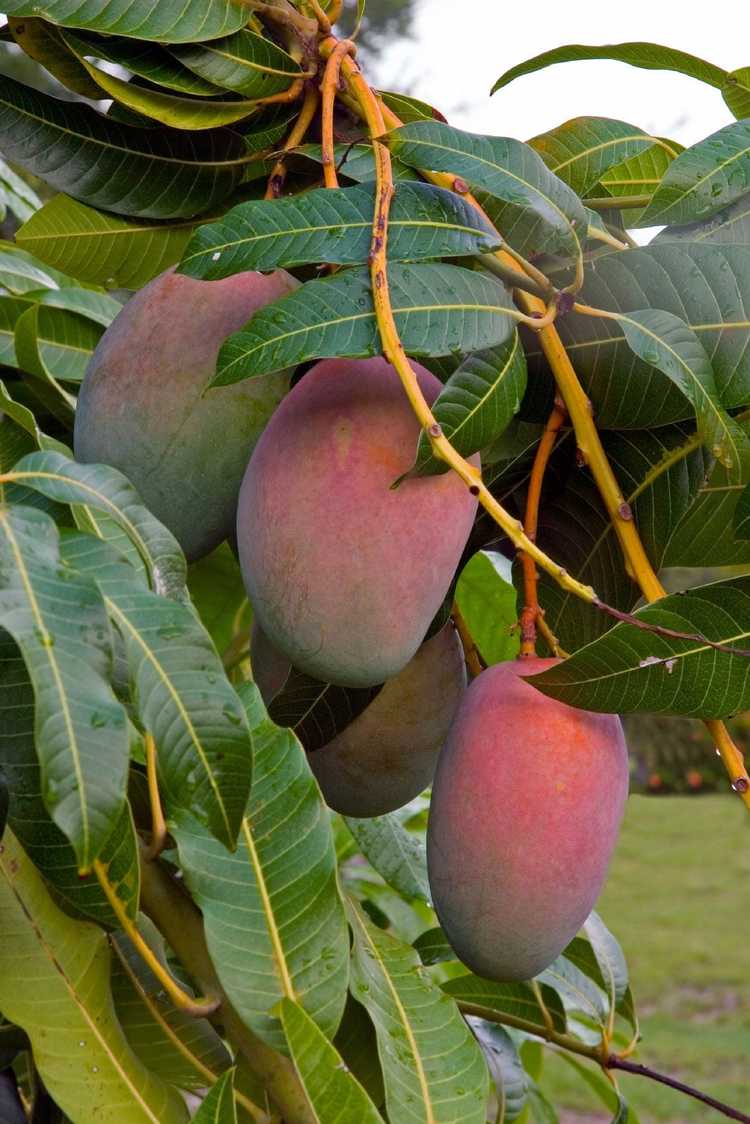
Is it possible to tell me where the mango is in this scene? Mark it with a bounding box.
[236,357,479,687]
[427,657,628,981]
[250,619,291,704]
[74,266,297,560]
[310,622,466,817]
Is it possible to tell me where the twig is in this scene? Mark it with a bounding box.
[608,1057,750,1123]
[584,194,652,211]
[451,602,485,678]
[264,81,319,198]
[319,40,356,189]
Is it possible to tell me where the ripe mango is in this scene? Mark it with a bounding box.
[74,267,297,560]
[237,356,478,687]
[427,657,628,981]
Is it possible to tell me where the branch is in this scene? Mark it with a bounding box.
[608,1056,750,1123]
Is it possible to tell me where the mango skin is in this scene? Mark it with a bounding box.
[237,357,479,687]
[250,619,291,704]
[427,658,629,982]
[74,267,297,561]
[309,623,466,818]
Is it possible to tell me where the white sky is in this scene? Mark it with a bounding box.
[370,0,747,147]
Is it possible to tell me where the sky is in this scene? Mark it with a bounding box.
[369,0,745,148]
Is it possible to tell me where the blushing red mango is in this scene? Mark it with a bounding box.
[309,623,466,817]
[236,357,479,687]
[74,267,297,561]
[427,658,628,981]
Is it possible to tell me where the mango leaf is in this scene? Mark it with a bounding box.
[333,997,386,1110]
[455,550,519,665]
[528,576,750,718]
[0,829,189,1123]
[292,142,418,184]
[15,302,102,383]
[347,900,489,1124]
[638,120,750,228]
[0,506,130,870]
[597,139,682,202]
[0,245,62,294]
[8,15,104,98]
[279,999,384,1123]
[1,0,248,44]
[537,956,609,1029]
[172,683,349,1053]
[582,913,629,1006]
[34,286,122,327]
[187,543,249,656]
[214,263,515,386]
[61,33,261,130]
[531,244,750,428]
[111,928,231,1094]
[104,586,252,851]
[413,927,455,966]
[170,29,301,96]
[0,154,41,223]
[412,335,526,476]
[465,1019,527,1123]
[0,76,247,220]
[58,33,226,95]
[723,67,750,119]
[192,1070,236,1123]
[344,814,430,902]
[387,121,586,264]
[443,975,567,1035]
[610,308,748,478]
[0,298,31,367]
[653,194,750,245]
[268,668,378,752]
[379,89,445,123]
[5,452,187,598]
[555,1055,635,1124]
[179,182,500,279]
[17,195,202,290]
[491,43,726,94]
[529,117,659,199]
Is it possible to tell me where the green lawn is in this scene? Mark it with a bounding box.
[542,795,750,1123]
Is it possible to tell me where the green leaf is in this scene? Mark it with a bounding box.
[735,481,750,539]
[347,900,489,1124]
[103,587,253,851]
[538,956,609,1029]
[332,997,386,1110]
[596,139,682,203]
[170,29,301,96]
[0,76,247,219]
[8,15,105,98]
[491,43,726,94]
[0,296,32,366]
[0,154,41,223]
[0,245,61,294]
[528,576,750,718]
[612,308,748,478]
[192,1071,237,1123]
[292,142,418,184]
[172,683,349,1053]
[344,814,430,902]
[34,286,123,328]
[379,89,445,123]
[443,976,567,1035]
[111,924,231,1092]
[1,0,248,44]
[412,336,526,476]
[533,244,750,427]
[465,1019,527,1122]
[529,117,659,199]
[582,913,629,1006]
[639,120,750,228]
[455,550,519,665]
[722,66,750,119]
[61,32,262,130]
[413,927,455,966]
[15,302,102,383]
[0,828,189,1123]
[179,182,500,278]
[187,543,249,656]
[0,506,130,870]
[215,263,515,386]
[268,668,378,752]
[653,194,750,245]
[387,121,586,264]
[6,451,187,599]
[57,33,226,95]
[555,1055,635,1124]
[17,195,203,290]
[279,999,384,1123]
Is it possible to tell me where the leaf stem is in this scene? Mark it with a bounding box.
[142,733,167,862]
[265,81,320,199]
[584,194,652,211]
[93,858,220,1018]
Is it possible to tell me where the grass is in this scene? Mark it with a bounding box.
[542,794,750,1123]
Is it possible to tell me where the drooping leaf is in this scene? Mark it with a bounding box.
[0,154,41,223]
[292,142,418,184]
[653,193,750,245]
[347,900,489,1124]
[491,43,726,95]
[455,550,519,665]
[170,29,301,96]
[0,76,248,219]
[443,975,567,1035]
[582,913,629,1006]
[56,32,226,95]
[214,263,515,386]
[179,182,500,279]
[387,120,586,264]
[529,117,659,199]
[17,195,203,290]
[555,1054,635,1124]
[14,302,102,383]
[413,926,455,966]
[1,0,249,44]
[611,308,748,479]
[638,120,750,228]
[411,336,526,476]
[379,89,446,123]
[597,139,682,204]
[0,298,31,367]
[537,955,609,1029]
[268,668,378,752]
[333,997,386,1110]
[344,814,430,902]
[527,576,750,718]
[8,15,104,98]
[5,451,187,599]
[0,829,189,1124]
[722,66,750,119]
[191,1070,237,1123]
[465,1018,527,1123]
[0,505,130,869]
[172,683,349,1053]
[33,285,123,327]
[0,245,62,294]
[279,999,384,1123]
